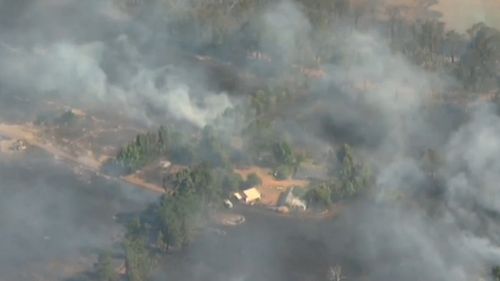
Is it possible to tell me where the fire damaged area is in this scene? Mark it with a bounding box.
[0,0,500,281]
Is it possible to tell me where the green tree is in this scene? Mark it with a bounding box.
[199,126,230,168]
[459,23,500,90]
[251,90,271,116]
[125,218,144,241]
[156,231,168,254]
[334,144,372,197]
[304,184,332,208]
[94,251,117,281]
[170,143,196,165]
[54,110,78,127]
[157,192,202,249]
[243,172,262,188]
[444,30,466,63]
[273,141,295,167]
[124,238,155,281]
[274,165,292,180]
[492,266,500,281]
[158,197,184,249]
[222,171,243,194]
[418,20,445,57]
[157,126,170,154]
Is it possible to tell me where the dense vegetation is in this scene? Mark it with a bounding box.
[493,266,500,281]
[34,110,80,127]
[114,125,235,173]
[305,144,373,209]
[96,1,500,280]
[94,251,118,281]
[111,164,239,280]
[115,0,500,93]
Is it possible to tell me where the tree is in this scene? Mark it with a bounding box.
[221,171,244,194]
[274,165,292,180]
[443,30,466,63]
[170,143,196,165]
[243,118,278,162]
[304,184,332,208]
[158,197,184,249]
[124,238,155,281]
[125,218,144,241]
[158,191,202,249]
[157,125,170,154]
[334,144,372,197]
[418,20,445,57]
[55,110,78,127]
[158,166,215,249]
[272,141,295,167]
[156,231,168,254]
[492,265,500,281]
[459,23,500,90]
[94,251,117,281]
[251,90,271,116]
[386,6,403,45]
[199,126,230,168]
[334,0,351,19]
[243,172,262,188]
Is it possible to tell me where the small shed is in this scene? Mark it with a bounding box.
[242,188,261,204]
[278,187,307,211]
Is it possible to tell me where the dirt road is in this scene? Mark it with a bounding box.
[0,123,165,194]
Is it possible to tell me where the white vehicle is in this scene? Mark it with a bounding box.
[224,199,234,209]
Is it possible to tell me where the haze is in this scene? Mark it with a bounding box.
[0,1,499,281]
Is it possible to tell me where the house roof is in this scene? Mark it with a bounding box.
[242,188,261,202]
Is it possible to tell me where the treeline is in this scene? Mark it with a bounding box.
[389,19,500,92]
[115,0,500,94]
[114,125,236,173]
[105,164,241,281]
[115,102,305,181]
[305,144,373,209]
[34,109,80,127]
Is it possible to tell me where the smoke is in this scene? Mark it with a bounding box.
[431,0,500,32]
[258,1,312,64]
[0,0,500,281]
[0,0,233,128]
[0,153,155,281]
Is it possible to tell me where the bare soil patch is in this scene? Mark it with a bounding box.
[235,166,309,206]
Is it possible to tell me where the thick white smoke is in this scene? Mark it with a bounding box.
[0,40,232,127]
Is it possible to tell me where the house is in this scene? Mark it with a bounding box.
[242,187,261,204]
[278,187,307,211]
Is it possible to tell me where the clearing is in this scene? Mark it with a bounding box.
[235,166,309,206]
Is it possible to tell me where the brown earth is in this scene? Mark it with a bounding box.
[235,167,309,206]
[0,122,166,194]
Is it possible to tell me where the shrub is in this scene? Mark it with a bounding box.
[242,173,262,188]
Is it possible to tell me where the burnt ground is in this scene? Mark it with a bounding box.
[154,203,368,281]
[0,148,156,281]
[0,148,472,281]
